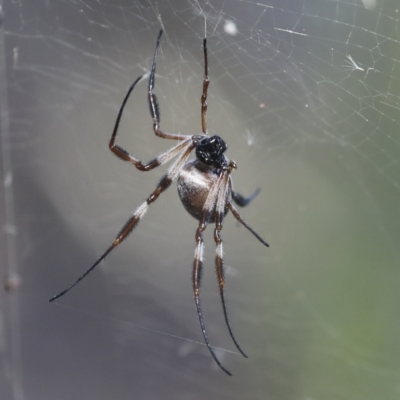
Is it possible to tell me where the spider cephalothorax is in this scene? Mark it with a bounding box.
[195,134,228,168]
[50,29,269,376]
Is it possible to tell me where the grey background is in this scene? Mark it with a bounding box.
[1,0,399,399]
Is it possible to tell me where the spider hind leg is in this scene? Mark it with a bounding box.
[50,141,195,302]
[193,223,232,376]
[213,171,248,360]
[214,225,248,359]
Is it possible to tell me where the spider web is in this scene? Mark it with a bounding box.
[1,0,399,399]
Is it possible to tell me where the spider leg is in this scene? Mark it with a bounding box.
[110,133,191,171]
[148,30,188,140]
[109,72,191,171]
[201,37,209,134]
[193,221,232,376]
[192,174,232,375]
[50,142,195,302]
[227,202,269,247]
[232,188,260,207]
[214,173,248,358]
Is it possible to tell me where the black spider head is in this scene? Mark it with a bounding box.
[195,135,227,167]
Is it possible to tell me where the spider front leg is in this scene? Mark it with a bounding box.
[110,128,191,172]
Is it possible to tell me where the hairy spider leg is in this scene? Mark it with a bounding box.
[201,37,209,135]
[213,166,248,359]
[110,33,189,171]
[193,173,233,375]
[148,30,187,141]
[109,75,190,170]
[110,128,191,171]
[49,142,195,302]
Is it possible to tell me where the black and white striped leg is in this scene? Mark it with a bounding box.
[214,225,248,359]
[110,134,191,172]
[213,172,248,358]
[191,174,232,375]
[193,220,232,376]
[50,143,195,302]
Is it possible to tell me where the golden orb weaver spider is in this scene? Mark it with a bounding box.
[50,30,269,376]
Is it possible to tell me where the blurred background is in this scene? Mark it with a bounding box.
[1,0,399,399]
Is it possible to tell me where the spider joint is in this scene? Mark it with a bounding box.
[228,160,237,171]
[214,230,222,243]
[191,134,203,145]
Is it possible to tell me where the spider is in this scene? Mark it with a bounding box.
[50,30,269,376]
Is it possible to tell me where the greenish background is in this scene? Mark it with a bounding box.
[1,0,399,399]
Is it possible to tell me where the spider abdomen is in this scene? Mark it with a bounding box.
[177,160,230,222]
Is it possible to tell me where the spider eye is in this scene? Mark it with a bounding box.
[196,135,227,166]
